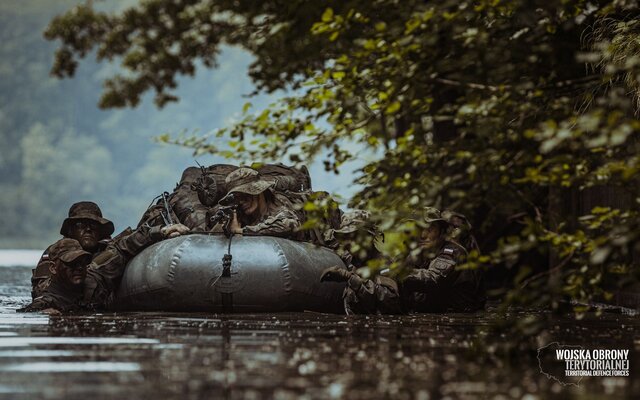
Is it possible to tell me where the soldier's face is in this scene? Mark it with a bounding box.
[57,259,88,286]
[236,193,259,216]
[68,220,99,251]
[419,224,442,249]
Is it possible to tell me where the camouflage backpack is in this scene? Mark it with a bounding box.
[191,164,239,207]
[192,163,311,207]
[257,163,312,193]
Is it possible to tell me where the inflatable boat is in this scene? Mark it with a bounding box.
[113,234,347,313]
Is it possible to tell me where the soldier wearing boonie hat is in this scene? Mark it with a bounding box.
[59,201,115,240]
[217,167,304,239]
[30,200,192,307]
[31,201,115,300]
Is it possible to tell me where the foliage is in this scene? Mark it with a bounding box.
[46,0,640,313]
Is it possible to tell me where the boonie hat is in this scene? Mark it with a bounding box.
[218,168,274,205]
[422,207,445,224]
[60,201,115,237]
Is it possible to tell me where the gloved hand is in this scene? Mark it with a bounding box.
[161,223,190,238]
[320,265,353,283]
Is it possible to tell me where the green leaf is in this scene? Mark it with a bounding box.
[331,71,345,80]
[385,101,401,114]
[321,8,333,22]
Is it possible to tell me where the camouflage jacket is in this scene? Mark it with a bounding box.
[343,275,403,315]
[19,278,86,313]
[21,224,164,314]
[238,192,304,239]
[31,239,110,300]
[342,241,485,314]
[401,241,485,312]
[83,224,164,309]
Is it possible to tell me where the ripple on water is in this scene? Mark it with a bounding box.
[0,337,160,347]
[0,361,141,372]
[0,316,50,325]
[0,350,76,357]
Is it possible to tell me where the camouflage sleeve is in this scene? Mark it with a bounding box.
[113,225,163,259]
[242,207,302,237]
[31,247,53,298]
[404,255,457,290]
[17,292,82,313]
[84,225,164,308]
[136,203,179,229]
[344,275,403,314]
[17,295,56,313]
[33,249,52,277]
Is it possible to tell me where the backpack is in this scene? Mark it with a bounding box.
[191,164,239,207]
[192,163,311,206]
[257,163,312,192]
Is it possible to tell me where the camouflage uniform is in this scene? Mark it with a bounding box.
[83,223,165,309]
[323,209,381,266]
[342,275,403,314]
[20,239,93,313]
[341,240,484,314]
[22,279,86,313]
[326,207,485,314]
[22,224,169,313]
[218,168,304,239]
[31,202,115,299]
[139,163,310,233]
[237,192,303,238]
[400,240,485,312]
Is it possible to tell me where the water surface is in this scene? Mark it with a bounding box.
[0,265,637,399]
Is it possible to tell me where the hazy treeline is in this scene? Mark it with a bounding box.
[0,1,275,248]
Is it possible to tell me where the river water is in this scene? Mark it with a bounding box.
[0,264,637,399]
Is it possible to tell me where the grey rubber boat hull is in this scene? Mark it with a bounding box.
[113,234,346,313]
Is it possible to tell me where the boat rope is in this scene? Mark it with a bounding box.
[208,232,234,289]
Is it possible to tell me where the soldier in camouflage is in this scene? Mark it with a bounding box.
[21,239,93,314]
[20,223,189,314]
[83,222,189,309]
[31,202,115,300]
[321,207,485,314]
[219,167,304,239]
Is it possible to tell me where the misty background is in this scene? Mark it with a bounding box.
[0,1,360,249]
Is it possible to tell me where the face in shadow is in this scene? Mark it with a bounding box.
[67,220,100,252]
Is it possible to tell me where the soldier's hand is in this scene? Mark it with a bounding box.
[41,308,62,316]
[161,223,190,238]
[320,265,352,283]
[228,211,243,235]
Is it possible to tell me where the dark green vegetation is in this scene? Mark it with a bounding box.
[45,0,639,315]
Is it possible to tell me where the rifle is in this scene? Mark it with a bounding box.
[160,191,174,226]
[209,193,237,237]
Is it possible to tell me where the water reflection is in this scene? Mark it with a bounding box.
[1,362,142,372]
[0,266,637,399]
